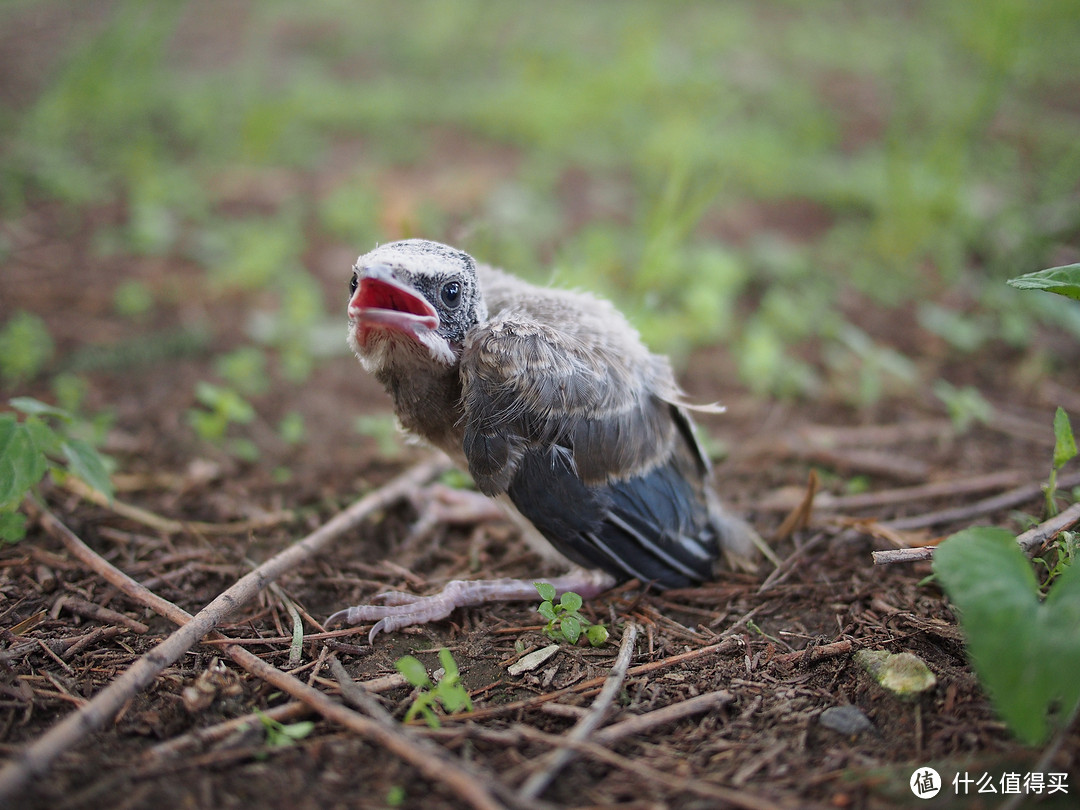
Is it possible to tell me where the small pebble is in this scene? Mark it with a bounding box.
[820,705,874,736]
[855,649,937,701]
[508,644,560,676]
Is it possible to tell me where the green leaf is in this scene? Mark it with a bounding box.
[1007,264,1080,301]
[0,313,55,384]
[534,582,556,602]
[537,602,557,621]
[61,439,114,501]
[586,624,609,647]
[933,527,1080,745]
[0,510,27,544]
[1053,407,1077,471]
[559,591,583,612]
[437,685,472,714]
[395,655,431,688]
[275,720,315,742]
[0,417,48,508]
[438,648,459,678]
[561,615,582,644]
[9,397,71,420]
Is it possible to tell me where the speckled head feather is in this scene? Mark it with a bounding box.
[348,239,488,372]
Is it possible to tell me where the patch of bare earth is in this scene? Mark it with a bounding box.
[3,198,1080,808]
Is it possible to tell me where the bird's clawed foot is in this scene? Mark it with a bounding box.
[326,570,617,644]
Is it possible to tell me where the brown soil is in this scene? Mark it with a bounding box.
[2,11,1079,810]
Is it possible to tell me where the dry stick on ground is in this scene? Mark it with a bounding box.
[450,725,800,810]
[449,635,744,724]
[517,623,639,801]
[872,499,1080,565]
[0,457,450,804]
[591,689,732,745]
[226,644,505,810]
[880,469,1080,532]
[141,702,313,765]
[63,476,296,535]
[31,496,505,810]
[758,470,1030,514]
[769,638,855,667]
[329,656,530,810]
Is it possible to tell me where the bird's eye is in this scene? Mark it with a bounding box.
[349,272,359,296]
[440,280,462,309]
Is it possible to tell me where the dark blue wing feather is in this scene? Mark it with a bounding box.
[506,425,719,589]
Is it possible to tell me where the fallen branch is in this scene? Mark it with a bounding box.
[1017,500,1080,554]
[592,689,732,744]
[439,724,793,810]
[451,635,743,723]
[872,500,1080,565]
[140,702,312,766]
[770,638,855,667]
[517,623,639,800]
[871,547,934,565]
[223,647,506,810]
[63,476,295,535]
[759,470,1029,514]
[880,470,1080,531]
[330,656,522,810]
[0,458,450,804]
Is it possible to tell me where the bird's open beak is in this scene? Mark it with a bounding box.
[349,269,438,345]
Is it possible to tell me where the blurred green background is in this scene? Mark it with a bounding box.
[2,0,1080,408]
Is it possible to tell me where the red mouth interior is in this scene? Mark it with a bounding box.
[355,277,434,318]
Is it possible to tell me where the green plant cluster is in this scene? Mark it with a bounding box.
[394,648,473,728]
[0,398,114,543]
[930,272,1080,746]
[534,582,609,647]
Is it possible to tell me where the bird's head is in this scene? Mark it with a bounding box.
[348,239,487,373]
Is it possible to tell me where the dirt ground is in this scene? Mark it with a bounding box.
[2,9,1080,809]
[3,190,1080,810]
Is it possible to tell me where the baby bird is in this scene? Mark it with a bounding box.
[330,239,758,641]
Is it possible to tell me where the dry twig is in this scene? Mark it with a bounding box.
[63,476,296,535]
[872,499,1080,565]
[330,656,524,810]
[517,623,639,800]
[225,646,505,810]
[451,635,743,723]
[881,470,1080,531]
[0,458,450,804]
[592,689,732,744]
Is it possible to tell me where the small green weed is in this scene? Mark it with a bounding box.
[186,382,259,461]
[255,708,316,748]
[1045,407,1077,517]
[933,380,994,433]
[394,648,473,728]
[0,312,55,385]
[0,398,115,543]
[534,582,609,647]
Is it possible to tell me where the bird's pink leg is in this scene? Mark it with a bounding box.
[327,569,616,644]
